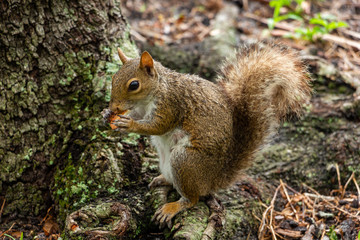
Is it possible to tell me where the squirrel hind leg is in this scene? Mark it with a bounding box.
[152,149,203,228]
[152,196,198,229]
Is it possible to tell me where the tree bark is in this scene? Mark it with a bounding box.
[0,0,139,232]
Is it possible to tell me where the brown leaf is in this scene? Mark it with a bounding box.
[8,231,22,238]
[43,218,60,236]
[293,194,304,202]
[281,207,294,217]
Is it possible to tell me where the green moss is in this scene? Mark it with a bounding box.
[53,132,130,223]
[53,157,92,220]
[3,182,46,217]
[172,202,209,240]
[122,133,141,145]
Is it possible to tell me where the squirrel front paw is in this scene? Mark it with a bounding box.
[148,174,172,189]
[112,115,134,132]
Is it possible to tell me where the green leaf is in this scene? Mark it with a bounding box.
[3,234,16,240]
[358,230,360,240]
[313,25,327,34]
[328,226,338,240]
[139,3,146,13]
[294,0,304,5]
[269,0,290,8]
[295,27,315,41]
[310,18,328,27]
[269,0,278,7]
[336,21,349,28]
[267,18,275,30]
[284,13,303,21]
[330,232,338,240]
[275,15,290,22]
[269,0,291,19]
[327,21,348,31]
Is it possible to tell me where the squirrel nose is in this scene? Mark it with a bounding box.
[109,102,119,113]
[110,102,125,114]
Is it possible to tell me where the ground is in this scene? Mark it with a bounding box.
[123,0,360,239]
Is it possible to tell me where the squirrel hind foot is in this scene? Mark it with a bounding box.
[152,197,197,229]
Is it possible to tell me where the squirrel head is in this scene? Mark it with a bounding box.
[109,48,158,114]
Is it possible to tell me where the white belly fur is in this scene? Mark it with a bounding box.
[131,99,190,184]
[151,128,190,184]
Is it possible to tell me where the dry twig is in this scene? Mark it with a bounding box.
[0,222,16,238]
[280,180,298,221]
[353,174,360,203]
[304,184,360,220]
[0,198,5,222]
[259,185,281,240]
[342,172,355,198]
[336,164,343,194]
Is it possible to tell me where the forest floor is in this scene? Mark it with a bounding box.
[1,0,360,239]
[121,0,360,239]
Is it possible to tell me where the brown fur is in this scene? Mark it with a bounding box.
[217,42,312,186]
[110,42,311,226]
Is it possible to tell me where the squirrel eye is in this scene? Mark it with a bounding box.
[128,80,139,91]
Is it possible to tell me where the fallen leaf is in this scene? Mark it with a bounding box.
[43,217,60,236]
[70,224,80,232]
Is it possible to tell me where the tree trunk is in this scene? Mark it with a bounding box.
[0,0,140,234]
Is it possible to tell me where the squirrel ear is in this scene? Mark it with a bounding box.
[140,51,155,76]
[117,48,128,64]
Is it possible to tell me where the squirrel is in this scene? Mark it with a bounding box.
[107,42,311,228]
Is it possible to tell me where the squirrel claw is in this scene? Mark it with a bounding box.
[152,202,181,229]
[118,114,130,119]
[153,209,173,229]
[112,116,133,129]
[148,174,171,189]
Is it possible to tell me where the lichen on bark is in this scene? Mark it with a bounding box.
[0,0,138,227]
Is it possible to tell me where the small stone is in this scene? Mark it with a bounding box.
[350,198,359,208]
[294,226,307,233]
[304,216,315,224]
[289,220,299,228]
[317,211,334,219]
[279,219,291,229]
[338,199,348,205]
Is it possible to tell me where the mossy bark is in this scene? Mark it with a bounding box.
[0,0,140,233]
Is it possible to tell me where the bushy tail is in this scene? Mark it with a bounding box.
[218,42,312,171]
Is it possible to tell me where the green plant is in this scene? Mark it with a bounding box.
[328,225,338,240]
[3,234,16,240]
[310,13,348,32]
[358,229,360,240]
[294,26,323,42]
[268,0,302,30]
[294,13,348,41]
[268,0,348,41]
